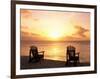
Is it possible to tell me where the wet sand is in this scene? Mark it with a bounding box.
[21,56,90,69]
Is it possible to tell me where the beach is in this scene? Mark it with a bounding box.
[21,56,90,69]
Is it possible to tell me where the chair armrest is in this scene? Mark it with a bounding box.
[75,52,79,56]
[38,51,45,55]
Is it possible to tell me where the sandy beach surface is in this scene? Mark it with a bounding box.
[21,56,90,69]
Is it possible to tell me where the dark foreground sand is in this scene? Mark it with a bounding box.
[21,56,90,69]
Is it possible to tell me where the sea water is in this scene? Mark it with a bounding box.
[21,41,90,63]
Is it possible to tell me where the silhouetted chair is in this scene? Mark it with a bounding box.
[66,45,79,66]
[28,46,44,63]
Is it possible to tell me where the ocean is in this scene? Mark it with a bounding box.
[21,41,90,63]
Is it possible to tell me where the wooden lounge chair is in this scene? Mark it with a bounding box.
[28,46,44,63]
[66,45,80,66]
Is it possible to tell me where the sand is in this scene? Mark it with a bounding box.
[21,56,90,69]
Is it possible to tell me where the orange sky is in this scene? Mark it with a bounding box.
[21,9,90,41]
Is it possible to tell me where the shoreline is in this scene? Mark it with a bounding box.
[21,56,90,69]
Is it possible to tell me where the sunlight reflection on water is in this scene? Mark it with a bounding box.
[21,41,90,63]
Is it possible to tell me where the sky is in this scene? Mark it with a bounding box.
[21,9,90,41]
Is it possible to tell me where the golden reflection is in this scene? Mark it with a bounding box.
[48,45,63,61]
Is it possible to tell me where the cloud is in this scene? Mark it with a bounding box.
[21,31,50,42]
[73,25,89,38]
[61,25,90,41]
[21,9,33,19]
[21,9,31,13]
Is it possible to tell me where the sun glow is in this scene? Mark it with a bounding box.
[21,9,90,41]
[48,32,62,40]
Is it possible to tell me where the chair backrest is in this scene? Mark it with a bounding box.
[30,46,38,56]
[67,45,76,57]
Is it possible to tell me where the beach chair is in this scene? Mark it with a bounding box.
[66,45,79,66]
[28,46,44,63]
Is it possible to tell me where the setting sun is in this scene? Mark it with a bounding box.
[21,9,90,41]
[48,32,62,39]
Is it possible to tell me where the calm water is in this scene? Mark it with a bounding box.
[21,41,90,63]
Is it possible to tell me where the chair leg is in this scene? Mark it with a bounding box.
[28,57,32,63]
